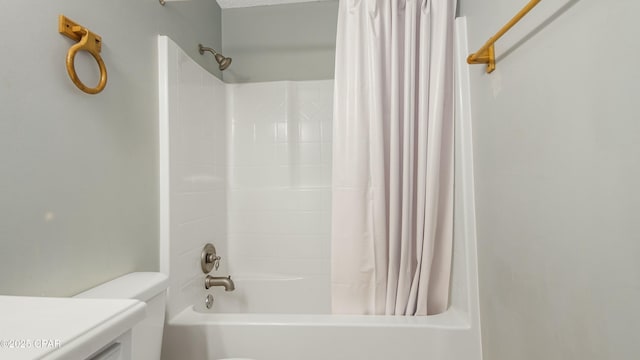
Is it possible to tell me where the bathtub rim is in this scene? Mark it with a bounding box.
[170,305,471,330]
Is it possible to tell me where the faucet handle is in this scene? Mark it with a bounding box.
[206,254,221,271]
[201,243,220,273]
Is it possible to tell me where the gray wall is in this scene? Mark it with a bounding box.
[459,0,640,359]
[222,1,338,83]
[0,0,221,297]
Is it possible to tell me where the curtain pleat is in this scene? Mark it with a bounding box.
[331,0,455,316]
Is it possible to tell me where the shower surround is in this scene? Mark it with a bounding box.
[159,24,481,359]
[158,35,331,319]
[224,80,333,314]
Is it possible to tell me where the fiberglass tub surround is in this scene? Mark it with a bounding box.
[158,22,481,358]
[222,78,333,315]
[160,35,332,318]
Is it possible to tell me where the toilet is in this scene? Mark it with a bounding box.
[75,272,169,360]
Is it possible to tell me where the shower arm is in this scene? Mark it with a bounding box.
[198,45,218,56]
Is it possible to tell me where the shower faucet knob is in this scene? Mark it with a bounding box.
[207,254,221,271]
[201,243,221,273]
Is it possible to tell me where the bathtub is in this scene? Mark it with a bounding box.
[162,268,479,360]
[162,296,478,360]
[162,264,479,359]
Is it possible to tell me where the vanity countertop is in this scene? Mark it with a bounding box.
[0,295,145,359]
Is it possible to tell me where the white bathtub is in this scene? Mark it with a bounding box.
[163,266,479,359]
[162,305,478,360]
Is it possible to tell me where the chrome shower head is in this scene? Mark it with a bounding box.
[198,44,232,71]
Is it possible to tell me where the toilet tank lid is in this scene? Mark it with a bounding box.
[74,272,168,302]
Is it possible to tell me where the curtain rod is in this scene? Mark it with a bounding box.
[467,0,542,73]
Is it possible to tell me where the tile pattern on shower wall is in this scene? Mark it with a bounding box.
[227,81,333,286]
[166,43,227,318]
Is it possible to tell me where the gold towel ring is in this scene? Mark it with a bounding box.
[59,15,107,95]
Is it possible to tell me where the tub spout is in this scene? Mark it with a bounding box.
[205,275,235,291]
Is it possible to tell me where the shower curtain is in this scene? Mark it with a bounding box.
[331,0,456,316]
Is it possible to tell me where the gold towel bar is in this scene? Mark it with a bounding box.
[58,15,107,94]
[467,0,542,73]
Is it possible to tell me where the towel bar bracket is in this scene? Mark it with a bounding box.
[467,44,496,74]
[467,0,541,74]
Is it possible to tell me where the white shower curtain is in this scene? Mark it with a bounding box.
[331,0,456,316]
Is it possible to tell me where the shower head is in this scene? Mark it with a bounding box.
[198,44,232,71]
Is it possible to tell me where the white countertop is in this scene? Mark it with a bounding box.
[0,295,146,360]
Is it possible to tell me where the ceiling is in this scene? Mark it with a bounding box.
[217,0,334,9]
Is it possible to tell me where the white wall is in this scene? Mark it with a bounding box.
[160,37,333,316]
[159,36,228,319]
[0,0,221,296]
[221,1,338,83]
[459,1,640,358]
[226,80,333,313]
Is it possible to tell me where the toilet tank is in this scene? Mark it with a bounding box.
[75,272,169,360]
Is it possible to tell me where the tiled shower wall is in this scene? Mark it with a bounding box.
[227,81,333,280]
[160,37,228,318]
[162,37,334,317]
